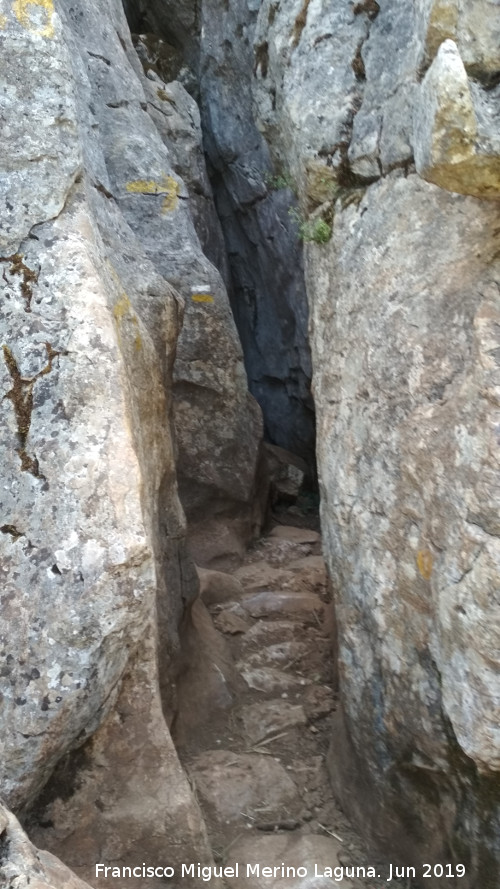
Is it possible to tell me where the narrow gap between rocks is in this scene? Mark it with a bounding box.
[116,6,409,889]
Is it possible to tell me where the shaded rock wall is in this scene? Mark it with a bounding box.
[123,0,317,470]
[68,0,263,568]
[198,0,315,469]
[311,175,500,886]
[2,0,499,885]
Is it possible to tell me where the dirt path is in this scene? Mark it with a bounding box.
[173,523,407,889]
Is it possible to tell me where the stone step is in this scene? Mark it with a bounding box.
[187,750,300,836]
[240,665,311,694]
[197,566,245,605]
[237,640,311,671]
[234,561,295,591]
[269,526,321,545]
[237,699,307,747]
[238,590,325,622]
[241,620,299,648]
[224,834,353,889]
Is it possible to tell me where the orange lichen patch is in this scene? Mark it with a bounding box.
[125,174,180,213]
[417,549,433,581]
[191,293,214,304]
[12,0,55,38]
[0,14,7,28]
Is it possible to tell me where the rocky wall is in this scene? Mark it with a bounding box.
[126,0,317,470]
[198,0,316,470]
[0,0,257,881]
[250,0,500,884]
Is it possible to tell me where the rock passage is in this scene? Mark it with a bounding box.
[175,524,406,889]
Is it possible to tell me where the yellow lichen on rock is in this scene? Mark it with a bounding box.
[125,174,180,213]
[412,40,500,198]
[417,549,433,581]
[113,293,142,350]
[112,292,132,324]
[12,0,55,39]
[191,293,214,304]
[304,160,339,209]
[422,0,458,61]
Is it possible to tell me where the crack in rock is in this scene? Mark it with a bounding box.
[0,253,39,313]
[2,341,67,477]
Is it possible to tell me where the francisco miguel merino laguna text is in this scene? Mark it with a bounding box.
[96,862,380,881]
[96,861,467,881]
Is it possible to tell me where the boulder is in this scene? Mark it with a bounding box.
[28,637,212,889]
[197,567,246,605]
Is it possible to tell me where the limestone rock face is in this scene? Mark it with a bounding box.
[74,1,263,568]
[123,0,315,471]
[246,0,500,882]
[418,0,500,75]
[28,638,212,888]
[309,175,500,877]
[0,0,244,878]
[4,0,500,885]
[253,0,418,188]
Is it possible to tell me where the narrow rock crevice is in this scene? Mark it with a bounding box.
[2,2,499,887]
[122,0,317,479]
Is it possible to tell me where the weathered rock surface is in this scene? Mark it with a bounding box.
[418,0,500,76]
[310,174,500,880]
[187,750,301,837]
[0,802,93,889]
[124,0,317,472]
[226,834,352,889]
[172,598,243,750]
[0,0,257,879]
[238,590,325,623]
[27,636,212,889]
[197,566,246,605]
[90,3,263,568]
[192,0,316,469]
[242,0,500,883]
[414,40,500,197]
[237,700,307,747]
[4,0,500,886]
[269,526,321,545]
